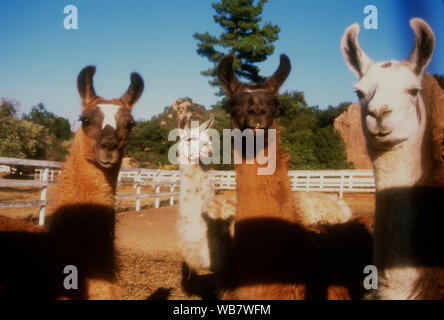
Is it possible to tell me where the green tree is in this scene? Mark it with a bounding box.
[433,74,444,90]
[22,103,73,161]
[314,102,352,128]
[23,103,72,141]
[0,98,17,118]
[313,126,351,169]
[127,120,174,168]
[194,0,280,94]
[0,100,49,160]
[211,103,235,170]
[276,90,309,123]
[277,92,353,170]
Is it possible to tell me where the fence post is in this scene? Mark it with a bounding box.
[155,185,160,208]
[135,169,141,212]
[349,173,353,196]
[155,170,161,209]
[339,172,344,199]
[38,167,49,226]
[170,184,175,206]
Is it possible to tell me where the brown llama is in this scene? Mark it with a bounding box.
[216,55,372,300]
[0,66,144,299]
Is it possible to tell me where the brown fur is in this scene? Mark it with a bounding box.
[216,55,372,300]
[405,74,444,299]
[219,130,372,300]
[0,66,143,299]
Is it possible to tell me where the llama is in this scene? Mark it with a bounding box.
[341,18,444,299]
[294,192,352,226]
[177,112,235,274]
[0,66,144,299]
[216,54,372,299]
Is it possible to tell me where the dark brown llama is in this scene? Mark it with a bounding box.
[216,55,372,300]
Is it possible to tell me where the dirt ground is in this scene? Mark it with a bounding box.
[0,190,375,300]
[114,192,375,300]
[115,206,212,300]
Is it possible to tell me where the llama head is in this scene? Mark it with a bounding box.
[77,66,144,169]
[178,113,215,164]
[341,18,435,151]
[216,54,291,131]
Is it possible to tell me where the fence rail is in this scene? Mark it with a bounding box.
[0,157,375,226]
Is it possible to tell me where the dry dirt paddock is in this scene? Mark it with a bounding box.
[0,190,375,300]
[116,192,375,300]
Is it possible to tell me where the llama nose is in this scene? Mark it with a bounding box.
[100,138,118,150]
[368,104,392,120]
[248,104,266,116]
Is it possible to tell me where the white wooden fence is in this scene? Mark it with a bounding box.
[0,157,375,226]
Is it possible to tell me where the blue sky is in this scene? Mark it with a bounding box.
[0,0,443,124]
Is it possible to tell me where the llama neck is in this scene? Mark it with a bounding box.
[179,163,213,214]
[53,131,120,209]
[234,132,296,222]
[369,97,435,267]
[370,139,430,191]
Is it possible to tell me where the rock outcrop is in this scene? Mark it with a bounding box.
[422,73,444,181]
[334,103,372,169]
[172,98,192,119]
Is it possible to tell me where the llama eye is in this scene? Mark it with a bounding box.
[126,119,135,130]
[272,98,280,107]
[79,116,90,126]
[355,90,366,100]
[408,88,419,97]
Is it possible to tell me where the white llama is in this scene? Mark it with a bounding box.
[342,18,444,299]
[177,113,235,274]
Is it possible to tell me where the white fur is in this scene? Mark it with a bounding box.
[98,104,120,129]
[243,89,267,93]
[177,115,235,272]
[366,267,421,300]
[355,63,423,153]
[178,126,212,164]
[341,18,436,300]
[294,192,352,225]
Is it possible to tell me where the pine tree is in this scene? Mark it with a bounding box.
[433,74,444,90]
[194,0,280,95]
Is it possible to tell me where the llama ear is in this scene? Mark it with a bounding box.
[121,72,144,109]
[217,55,239,97]
[200,114,215,131]
[264,54,291,94]
[405,18,435,75]
[341,24,373,78]
[77,66,98,107]
[201,212,210,223]
[178,112,192,130]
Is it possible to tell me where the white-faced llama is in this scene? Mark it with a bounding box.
[176,112,235,275]
[341,18,444,299]
[216,54,372,300]
[0,66,144,299]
